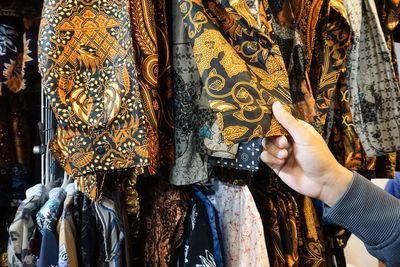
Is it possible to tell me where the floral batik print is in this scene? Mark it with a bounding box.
[39,0,151,178]
[130,0,175,172]
[170,0,209,185]
[178,0,295,146]
[0,23,24,95]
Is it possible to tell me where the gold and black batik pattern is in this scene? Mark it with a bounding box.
[178,0,295,146]
[39,0,151,177]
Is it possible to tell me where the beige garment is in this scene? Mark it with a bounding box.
[211,180,270,267]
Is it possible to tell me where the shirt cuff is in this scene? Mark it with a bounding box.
[323,172,400,246]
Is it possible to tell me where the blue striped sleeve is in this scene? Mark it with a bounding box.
[324,172,400,266]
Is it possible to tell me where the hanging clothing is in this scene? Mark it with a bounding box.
[329,70,377,176]
[94,196,125,267]
[0,22,24,95]
[138,176,190,267]
[312,0,352,140]
[36,187,66,267]
[210,180,270,267]
[170,0,209,185]
[177,186,224,267]
[208,139,264,172]
[7,184,48,267]
[129,0,175,172]
[178,0,294,146]
[268,0,317,124]
[39,0,151,179]
[344,0,400,157]
[79,193,98,267]
[249,178,300,266]
[57,183,78,267]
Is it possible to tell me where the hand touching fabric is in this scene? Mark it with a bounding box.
[261,102,353,207]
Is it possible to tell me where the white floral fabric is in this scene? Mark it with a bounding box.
[209,180,270,267]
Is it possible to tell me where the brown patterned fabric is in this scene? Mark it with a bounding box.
[268,0,317,123]
[297,196,327,267]
[250,165,327,267]
[137,175,190,267]
[289,0,326,72]
[375,0,400,172]
[39,0,151,179]
[308,0,352,139]
[130,0,175,173]
[178,0,295,146]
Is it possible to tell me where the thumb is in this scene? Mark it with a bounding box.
[272,102,309,142]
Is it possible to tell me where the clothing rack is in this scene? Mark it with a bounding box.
[33,87,62,185]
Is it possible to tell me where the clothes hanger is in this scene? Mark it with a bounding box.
[61,171,72,189]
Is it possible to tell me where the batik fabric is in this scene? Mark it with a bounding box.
[130,0,175,172]
[170,0,209,185]
[7,184,48,267]
[178,0,295,146]
[36,187,66,267]
[138,176,190,267]
[210,180,270,267]
[57,183,78,267]
[344,0,400,157]
[177,186,224,267]
[93,196,125,267]
[39,0,151,178]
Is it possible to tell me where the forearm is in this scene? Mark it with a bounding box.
[323,172,400,266]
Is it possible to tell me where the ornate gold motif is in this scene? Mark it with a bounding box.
[39,0,151,177]
[180,0,294,145]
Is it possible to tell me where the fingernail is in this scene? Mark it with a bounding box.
[277,150,284,159]
[273,101,283,109]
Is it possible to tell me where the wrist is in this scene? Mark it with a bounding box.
[320,164,353,207]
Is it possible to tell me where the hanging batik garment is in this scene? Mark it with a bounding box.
[130,0,175,172]
[39,0,151,180]
[57,183,78,267]
[344,0,400,157]
[210,179,270,267]
[138,175,190,267]
[170,0,209,185]
[8,185,48,267]
[268,0,318,124]
[178,0,295,147]
[177,186,224,267]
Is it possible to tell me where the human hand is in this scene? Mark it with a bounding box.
[261,102,353,206]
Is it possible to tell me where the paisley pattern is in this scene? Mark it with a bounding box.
[130,0,175,172]
[178,0,294,146]
[39,0,151,177]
